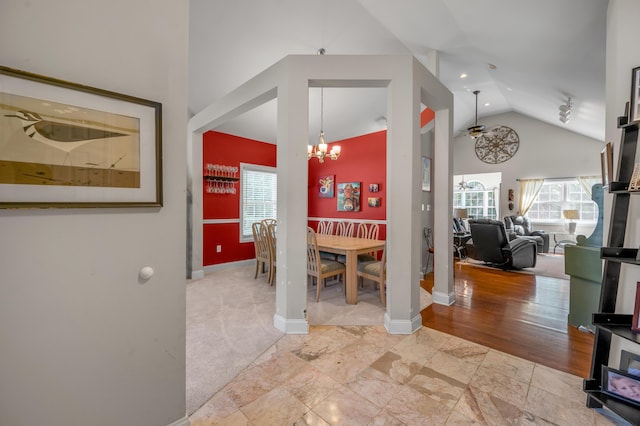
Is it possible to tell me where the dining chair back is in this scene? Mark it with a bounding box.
[357,242,387,306]
[262,218,277,228]
[264,221,277,285]
[252,222,271,282]
[307,227,346,302]
[356,222,380,262]
[335,221,355,237]
[317,220,334,235]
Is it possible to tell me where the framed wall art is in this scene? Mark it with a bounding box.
[600,142,613,190]
[0,65,162,208]
[367,197,381,207]
[318,175,334,198]
[422,156,431,192]
[337,182,360,212]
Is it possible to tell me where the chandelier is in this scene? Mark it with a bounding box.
[308,49,341,163]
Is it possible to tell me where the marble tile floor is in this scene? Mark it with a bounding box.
[190,324,622,426]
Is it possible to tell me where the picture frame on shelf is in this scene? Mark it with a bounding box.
[633,281,640,332]
[629,163,640,192]
[602,365,640,406]
[0,65,162,208]
[422,156,431,192]
[600,142,613,190]
[630,67,640,123]
[620,350,640,378]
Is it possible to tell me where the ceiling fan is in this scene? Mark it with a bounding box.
[466,90,496,139]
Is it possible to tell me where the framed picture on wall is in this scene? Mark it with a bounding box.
[318,175,335,198]
[337,182,360,212]
[0,65,162,208]
[422,156,431,192]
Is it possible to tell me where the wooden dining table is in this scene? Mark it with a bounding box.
[315,234,385,304]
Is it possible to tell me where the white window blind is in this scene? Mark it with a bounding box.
[240,163,277,241]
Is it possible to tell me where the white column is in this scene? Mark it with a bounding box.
[273,62,310,334]
[189,131,204,279]
[384,61,422,334]
[432,108,455,305]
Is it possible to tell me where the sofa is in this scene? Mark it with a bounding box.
[503,215,549,254]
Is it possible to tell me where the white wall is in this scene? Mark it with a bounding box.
[606,0,640,367]
[0,2,189,426]
[453,111,604,217]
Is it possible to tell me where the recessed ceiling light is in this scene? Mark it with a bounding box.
[484,103,490,107]
[488,63,497,70]
[460,73,467,79]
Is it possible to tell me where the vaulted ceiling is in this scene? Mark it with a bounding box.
[189,0,608,144]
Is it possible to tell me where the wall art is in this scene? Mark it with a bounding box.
[337,182,360,212]
[0,65,162,208]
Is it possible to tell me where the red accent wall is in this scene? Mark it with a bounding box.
[308,130,387,240]
[203,131,276,266]
[202,129,389,266]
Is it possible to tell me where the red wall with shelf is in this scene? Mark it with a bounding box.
[203,131,276,266]
[203,129,389,266]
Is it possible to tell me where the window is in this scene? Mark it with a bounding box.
[453,180,498,220]
[240,163,277,242]
[527,180,596,223]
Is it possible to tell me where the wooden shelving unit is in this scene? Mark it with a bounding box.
[583,119,640,424]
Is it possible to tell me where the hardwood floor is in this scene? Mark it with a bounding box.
[421,260,594,378]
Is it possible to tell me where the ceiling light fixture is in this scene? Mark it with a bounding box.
[559,97,572,124]
[308,48,341,163]
[467,90,486,139]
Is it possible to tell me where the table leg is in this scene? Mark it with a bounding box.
[345,251,358,304]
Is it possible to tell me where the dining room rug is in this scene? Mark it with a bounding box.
[463,253,569,280]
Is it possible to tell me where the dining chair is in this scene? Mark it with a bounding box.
[317,220,334,235]
[306,227,346,302]
[262,218,277,228]
[264,221,277,285]
[357,242,387,306]
[356,222,380,262]
[252,222,271,282]
[335,221,355,237]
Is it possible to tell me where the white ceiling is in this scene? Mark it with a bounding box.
[188,0,608,144]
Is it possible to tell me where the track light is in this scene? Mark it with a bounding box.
[559,98,572,124]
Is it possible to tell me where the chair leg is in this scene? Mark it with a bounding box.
[316,277,322,302]
[254,260,260,279]
[380,280,386,306]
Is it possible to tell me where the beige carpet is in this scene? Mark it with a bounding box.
[186,264,431,415]
[465,253,569,280]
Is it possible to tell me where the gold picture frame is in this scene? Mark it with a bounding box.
[0,65,162,208]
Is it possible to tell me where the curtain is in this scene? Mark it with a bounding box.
[518,179,544,216]
[577,175,601,197]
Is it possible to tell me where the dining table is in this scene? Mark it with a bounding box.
[315,234,385,304]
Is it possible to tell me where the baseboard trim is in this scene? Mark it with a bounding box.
[432,290,456,306]
[273,314,309,334]
[190,269,205,280]
[203,259,254,274]
[166,415,190,426]
[384,313,422,334]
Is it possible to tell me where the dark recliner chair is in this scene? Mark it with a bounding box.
[466,219,537,269]
[503,215,549,254]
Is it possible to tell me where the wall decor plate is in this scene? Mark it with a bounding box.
[474,125,519,164]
